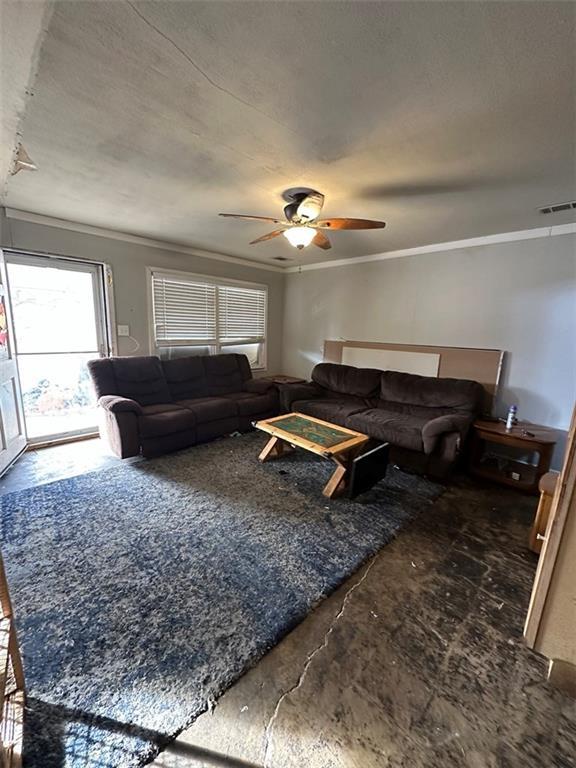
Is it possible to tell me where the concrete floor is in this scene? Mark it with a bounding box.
[150,480,575,768]
[2,440,575,768]
[0,438,142,496]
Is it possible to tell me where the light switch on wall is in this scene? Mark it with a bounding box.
[117,324,130,337]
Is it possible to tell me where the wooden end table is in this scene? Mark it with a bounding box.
[469,419,557,494]
[255,412,369,499]
[258,375,307,385]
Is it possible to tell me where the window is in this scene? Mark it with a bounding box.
[151,271,267,369]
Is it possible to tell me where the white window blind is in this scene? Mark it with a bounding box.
[151,271,268,367]
[218,285,267,343]
[152,274,217,344]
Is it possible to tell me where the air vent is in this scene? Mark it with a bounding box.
[539,200,576,214]
[272,256,292,262]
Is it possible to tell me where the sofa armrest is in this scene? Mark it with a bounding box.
[422,413,472,455]
[98,395,143,415]
[97,399,141,458]
[243,379,277,394]
[279,382,322,413]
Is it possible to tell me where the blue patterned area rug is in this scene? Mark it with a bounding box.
[0,432,442,767]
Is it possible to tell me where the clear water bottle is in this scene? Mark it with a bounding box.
[505,405,517,431]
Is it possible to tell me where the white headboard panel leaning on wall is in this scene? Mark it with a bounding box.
[324,340,504,411]
[342,348,441,377]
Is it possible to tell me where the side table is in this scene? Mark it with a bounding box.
[259,375,307,385]
[469,419,557,494]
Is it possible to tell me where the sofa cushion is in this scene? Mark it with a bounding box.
[293,397,368,427]
[380,371,484,413]
[347,409,427,452]
[222,391,278,417]
[162,356,208,401]
[141,404,184,417]
[110,356,172,406]
[204,354,246,395]
[373,400,451,420]
[139,405,196,438]
[176,397,238,423]
[312,363,381,398]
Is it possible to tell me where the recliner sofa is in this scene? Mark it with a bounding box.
[88,353,278,458]
[280,363,484,475]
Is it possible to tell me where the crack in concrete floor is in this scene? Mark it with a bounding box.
[262,558,377,768]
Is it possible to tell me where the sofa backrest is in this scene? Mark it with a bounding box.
[204,354,252,396]
[161,354,251,400]
[87,356,172,405]
[380,370,484,413]
[88,353,253,405]
[161,356,208,401]
[312,363,381,398]
[112,356,173,405]
[87,358,116,399]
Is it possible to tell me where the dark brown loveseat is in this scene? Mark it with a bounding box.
[87,354,278,458]
[281,363,484,475]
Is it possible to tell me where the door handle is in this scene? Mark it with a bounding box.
[536,533,547,542]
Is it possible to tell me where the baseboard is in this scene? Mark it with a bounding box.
[26,432,99,451]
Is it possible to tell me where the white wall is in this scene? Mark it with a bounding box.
[0,213,285,372]
[282,233,576,466]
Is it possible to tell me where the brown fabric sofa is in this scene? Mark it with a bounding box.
[88,354,278,458]
[280,363,484,476]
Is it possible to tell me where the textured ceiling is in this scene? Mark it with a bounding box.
[4,1,576,266]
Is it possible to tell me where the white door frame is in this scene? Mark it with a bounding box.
[0,249,27,475]
[3,250,114,445]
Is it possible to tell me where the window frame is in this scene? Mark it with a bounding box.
[147,267,268,371]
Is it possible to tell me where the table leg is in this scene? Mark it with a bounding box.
[323,457,347,498]
[259,435,292,462]
[323,445,368,499]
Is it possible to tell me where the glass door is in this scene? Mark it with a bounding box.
[5,253,108,443]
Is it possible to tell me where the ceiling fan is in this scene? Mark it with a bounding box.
[219,190,386,251]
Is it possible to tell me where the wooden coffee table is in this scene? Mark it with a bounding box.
[255,412,369,499]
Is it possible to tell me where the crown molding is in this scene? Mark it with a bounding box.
[4,208,284,274]
[6,208,574,275]
[285,223,576,273]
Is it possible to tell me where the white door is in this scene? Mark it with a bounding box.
[524,404,576,649]
[5,253,109,444]
[0,250,27,476]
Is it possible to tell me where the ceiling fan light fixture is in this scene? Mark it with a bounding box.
[283,226,315,249]
[219,189,385,251]
[297,192,324,222]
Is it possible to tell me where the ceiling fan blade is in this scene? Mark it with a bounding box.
[312,230,332,250]
[315,218,386,230]
[219,213,285,224]
[249,229,285,245]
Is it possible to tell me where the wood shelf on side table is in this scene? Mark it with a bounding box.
[469,419,557,494]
